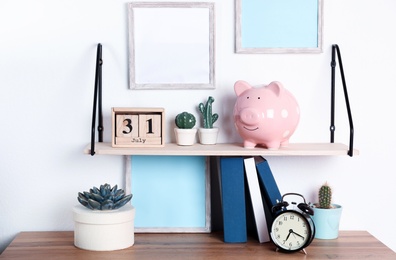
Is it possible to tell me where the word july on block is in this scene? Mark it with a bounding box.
[112,108,165,147]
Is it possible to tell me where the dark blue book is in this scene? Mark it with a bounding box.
[219,156,247,243]
[255,157,282,210]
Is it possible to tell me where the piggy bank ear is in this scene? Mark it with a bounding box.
[234,80,252,96]
[267,81,284,97]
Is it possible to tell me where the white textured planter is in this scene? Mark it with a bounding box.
[174,128,197,146]
[198,128,219,145]
[73,204,135,251]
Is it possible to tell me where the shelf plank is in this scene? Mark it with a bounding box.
[84,142,359,156]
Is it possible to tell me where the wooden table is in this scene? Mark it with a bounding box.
[1,231,394,259]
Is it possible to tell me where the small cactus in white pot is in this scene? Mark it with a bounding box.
[174,112,197,146]
[312,182,343,239]
[197,96,219,144]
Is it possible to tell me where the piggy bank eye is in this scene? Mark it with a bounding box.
[247,96,250,99]
[258,97,261,99]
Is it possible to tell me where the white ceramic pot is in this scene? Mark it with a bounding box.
[73,204,135,251]
[174,128,197,146]
[198,128,219,145]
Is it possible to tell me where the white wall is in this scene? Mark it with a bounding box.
[1,0,395,253]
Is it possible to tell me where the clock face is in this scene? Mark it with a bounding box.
[270,210,314,252]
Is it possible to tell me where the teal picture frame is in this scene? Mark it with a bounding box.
[236,0,323,54]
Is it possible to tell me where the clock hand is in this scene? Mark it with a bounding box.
[285,229,293,242]
[291,231,305,239]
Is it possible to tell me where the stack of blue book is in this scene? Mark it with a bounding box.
[219,156,281,243]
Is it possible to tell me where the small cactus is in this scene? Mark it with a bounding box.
[318,182,332,209]
[78,183,132,210]
[198,96,219,128]
[175,112,196,129]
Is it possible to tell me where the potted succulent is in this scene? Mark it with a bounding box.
[312,182,343,239]
[198,96,219,144]
[174,111,197,146]
[73,184,135,251]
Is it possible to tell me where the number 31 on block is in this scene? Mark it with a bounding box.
[112,108,165,147]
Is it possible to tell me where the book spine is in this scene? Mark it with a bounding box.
[256,158,282,209]
[219,156,247,243]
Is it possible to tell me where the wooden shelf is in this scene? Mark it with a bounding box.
[85,142,359,156]
[1,231,394,259]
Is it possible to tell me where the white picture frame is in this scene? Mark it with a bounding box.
[128,2,215,89]
[236,0,323,54]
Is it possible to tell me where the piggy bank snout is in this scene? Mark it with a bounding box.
[239,108,261,125]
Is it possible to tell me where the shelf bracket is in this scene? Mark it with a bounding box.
[90,43,104,156]
[330,44,354,157]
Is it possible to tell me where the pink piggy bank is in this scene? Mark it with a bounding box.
[233,80,300,149]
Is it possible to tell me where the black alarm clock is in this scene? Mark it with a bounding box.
[270,193,315,254]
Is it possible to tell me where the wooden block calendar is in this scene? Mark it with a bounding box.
[112,108,165,147]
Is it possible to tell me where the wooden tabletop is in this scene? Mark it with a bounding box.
[1,231,394,259]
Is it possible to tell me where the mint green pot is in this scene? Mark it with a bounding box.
[312,204,342,239]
